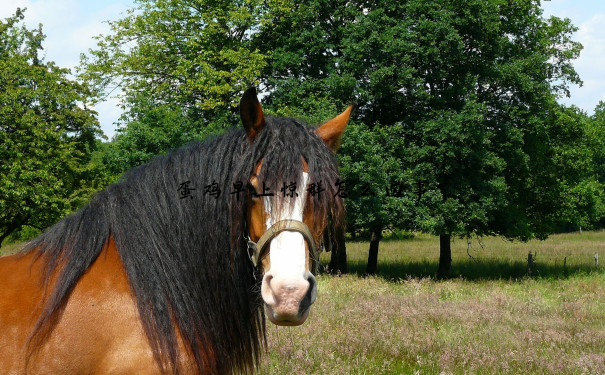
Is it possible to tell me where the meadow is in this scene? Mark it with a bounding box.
[2,232,603,374]
[260,231,605,375]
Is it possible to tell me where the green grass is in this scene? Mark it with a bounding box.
[3,231,604,374]
[344,231,605,280]
[260,231,605,374]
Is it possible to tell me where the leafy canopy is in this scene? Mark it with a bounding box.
[81,0,292,117]
[258,0,586,240]
[81,0,294,176]
[0,9,100,246]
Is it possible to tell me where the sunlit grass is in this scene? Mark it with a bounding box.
[3,230,604,373]
[342,231,605,280]
[260,231,605,374]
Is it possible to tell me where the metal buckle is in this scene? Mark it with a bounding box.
[244,234,257,263]
[244,234,258,280]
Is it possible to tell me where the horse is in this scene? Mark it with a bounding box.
[0,88,353,374]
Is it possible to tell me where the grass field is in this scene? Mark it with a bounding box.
[2,232,604,374]
[260,231,605,374]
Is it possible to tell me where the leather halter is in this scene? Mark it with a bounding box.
[246,219,318,267]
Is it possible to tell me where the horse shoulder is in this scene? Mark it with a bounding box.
[0,241,161,374]
[0,251,46,373]
[46,239,171,374]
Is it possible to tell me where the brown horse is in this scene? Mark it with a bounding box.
[0,88,352,374]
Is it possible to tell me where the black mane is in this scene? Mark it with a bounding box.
[24,116,344,374]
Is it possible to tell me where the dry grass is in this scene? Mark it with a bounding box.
[0,242,24,256]
[3,231,604,373]
[260,231,605,374]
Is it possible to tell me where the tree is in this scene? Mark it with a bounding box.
[587,102,605,227]
[80,0,297,179]
[0,9,101,246]
[337,122,409,274]
[546,105,602,231]
[257,0,583,276]
[404,101,509,276]
[81,0,292,132]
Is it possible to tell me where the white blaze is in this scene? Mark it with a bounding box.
[264,172,309,276]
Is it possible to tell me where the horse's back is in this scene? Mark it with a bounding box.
[0,241,165,374]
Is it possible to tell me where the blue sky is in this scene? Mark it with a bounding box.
[1,0,604,139]
[542,0,605,114]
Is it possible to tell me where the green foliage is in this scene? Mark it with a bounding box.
[546,105,602,230]
[69,0,600,246]
[81,0,292,120]
[404,100,508,237]
[256,0,358,112]
[337,122,409,236]
[587,102,605,226]
[81,0,298,179]
[98,97,229,178]
[258,0,587,241]
[0,9,101,246]
[265,95,340,127]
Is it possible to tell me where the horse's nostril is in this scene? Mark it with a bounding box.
[260,274,276,305]
[299,272,317,314]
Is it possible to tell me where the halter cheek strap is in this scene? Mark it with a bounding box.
[246,219,318,267]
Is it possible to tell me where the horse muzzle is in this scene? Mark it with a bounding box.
[247,219,319,325]
[261,271,317,325]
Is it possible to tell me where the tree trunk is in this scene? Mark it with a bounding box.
[365,226,382,274]
[328,224,347,274]
[437,233,452,278]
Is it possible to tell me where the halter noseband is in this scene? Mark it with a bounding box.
[246,219,318,267]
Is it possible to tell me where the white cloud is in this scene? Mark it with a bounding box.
[576,14,605,75]
[0,0,31,19]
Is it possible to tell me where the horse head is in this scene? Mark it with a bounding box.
[239,87,352,326]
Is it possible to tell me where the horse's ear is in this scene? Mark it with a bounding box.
[240,87,265,142]
[315,104,355,151]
